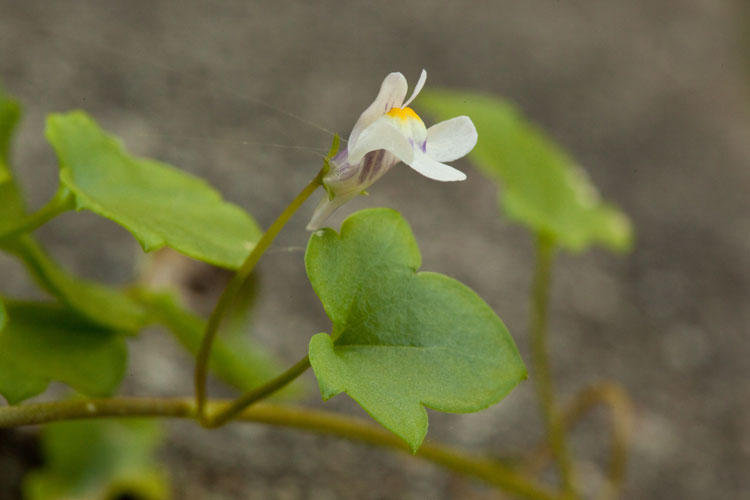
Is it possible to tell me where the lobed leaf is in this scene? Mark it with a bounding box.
[0,300,127,404]
[45,111,263,269]
[24,419,169,500]
[306,209,526,451]
[419,90,633,253]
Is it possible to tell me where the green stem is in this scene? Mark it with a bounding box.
[522,382,633,500]
[0,187,73,241]
[194,136,337,420]
[203,355,311,428]
[529,233,576,496]
[562,383,632,500]
[0,397,564,500]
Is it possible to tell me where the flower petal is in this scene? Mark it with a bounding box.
[403,69,427,108]
[347,118,414,165]
[426,116,478,162]
[405,150,467,182]
[348,73,408,147]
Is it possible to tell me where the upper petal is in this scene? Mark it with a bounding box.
[347,118,414,165]
[425,116,478,162]
[403,69,427,108]
[405,150,467,182]
[348,73,408,147]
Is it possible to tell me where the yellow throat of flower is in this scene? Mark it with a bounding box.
[386,106,424,125]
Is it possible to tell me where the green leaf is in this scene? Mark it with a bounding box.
[24,419,169,500]
[0,84,20,179]
[0,84,25,232]
[6,236,148,332]
[0,301,127,403]
[0,89,145,333]
[142,291,299,397]
[0,352,47,405]
[306,209,526,452]
[0,94,145,333]
[0,299,48,404]
[45,111,263,269]
[419,90,633,253]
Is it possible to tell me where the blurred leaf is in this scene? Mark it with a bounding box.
[0,301,127,404]
[0,83,20,179]
[142,291,300,398]
[0,353,47,406]
[306,209,526,452]
[45,111,263,269]
[0,89,147,333]
[0,84,25,232]
[0,299,48,404]
[419,90,633,253]
[24,419,168,500]
[5,236,148,333]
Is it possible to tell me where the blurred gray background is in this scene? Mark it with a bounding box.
[0,0,748,499]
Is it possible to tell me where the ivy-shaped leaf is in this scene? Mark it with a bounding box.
[24,419,168,500]
[306,209,526,451]
[45,111,263,269]
[0,300,127,404]
[419,90,633,253]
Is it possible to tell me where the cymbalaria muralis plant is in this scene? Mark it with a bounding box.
[0,72,634,500]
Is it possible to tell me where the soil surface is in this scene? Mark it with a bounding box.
[1,1,748,499]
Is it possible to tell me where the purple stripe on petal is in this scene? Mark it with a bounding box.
[359,149,383,183]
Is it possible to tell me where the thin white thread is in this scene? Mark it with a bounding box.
[12,18,347,147]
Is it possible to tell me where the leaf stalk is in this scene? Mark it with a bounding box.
[529,232,577,496]
[194,137,338,421]
[0,186,73,241]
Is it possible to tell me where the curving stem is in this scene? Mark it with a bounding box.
[529,232,577,497]
[194,136,338,422]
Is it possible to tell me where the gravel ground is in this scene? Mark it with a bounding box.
[1,1,748,499]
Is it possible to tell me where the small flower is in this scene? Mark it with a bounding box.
[306,70,478,230]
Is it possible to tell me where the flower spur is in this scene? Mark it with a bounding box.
[307,70,478,230]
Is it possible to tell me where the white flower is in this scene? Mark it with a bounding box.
[306,70,478,230]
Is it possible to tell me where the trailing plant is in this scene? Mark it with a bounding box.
[0,72,633,500]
